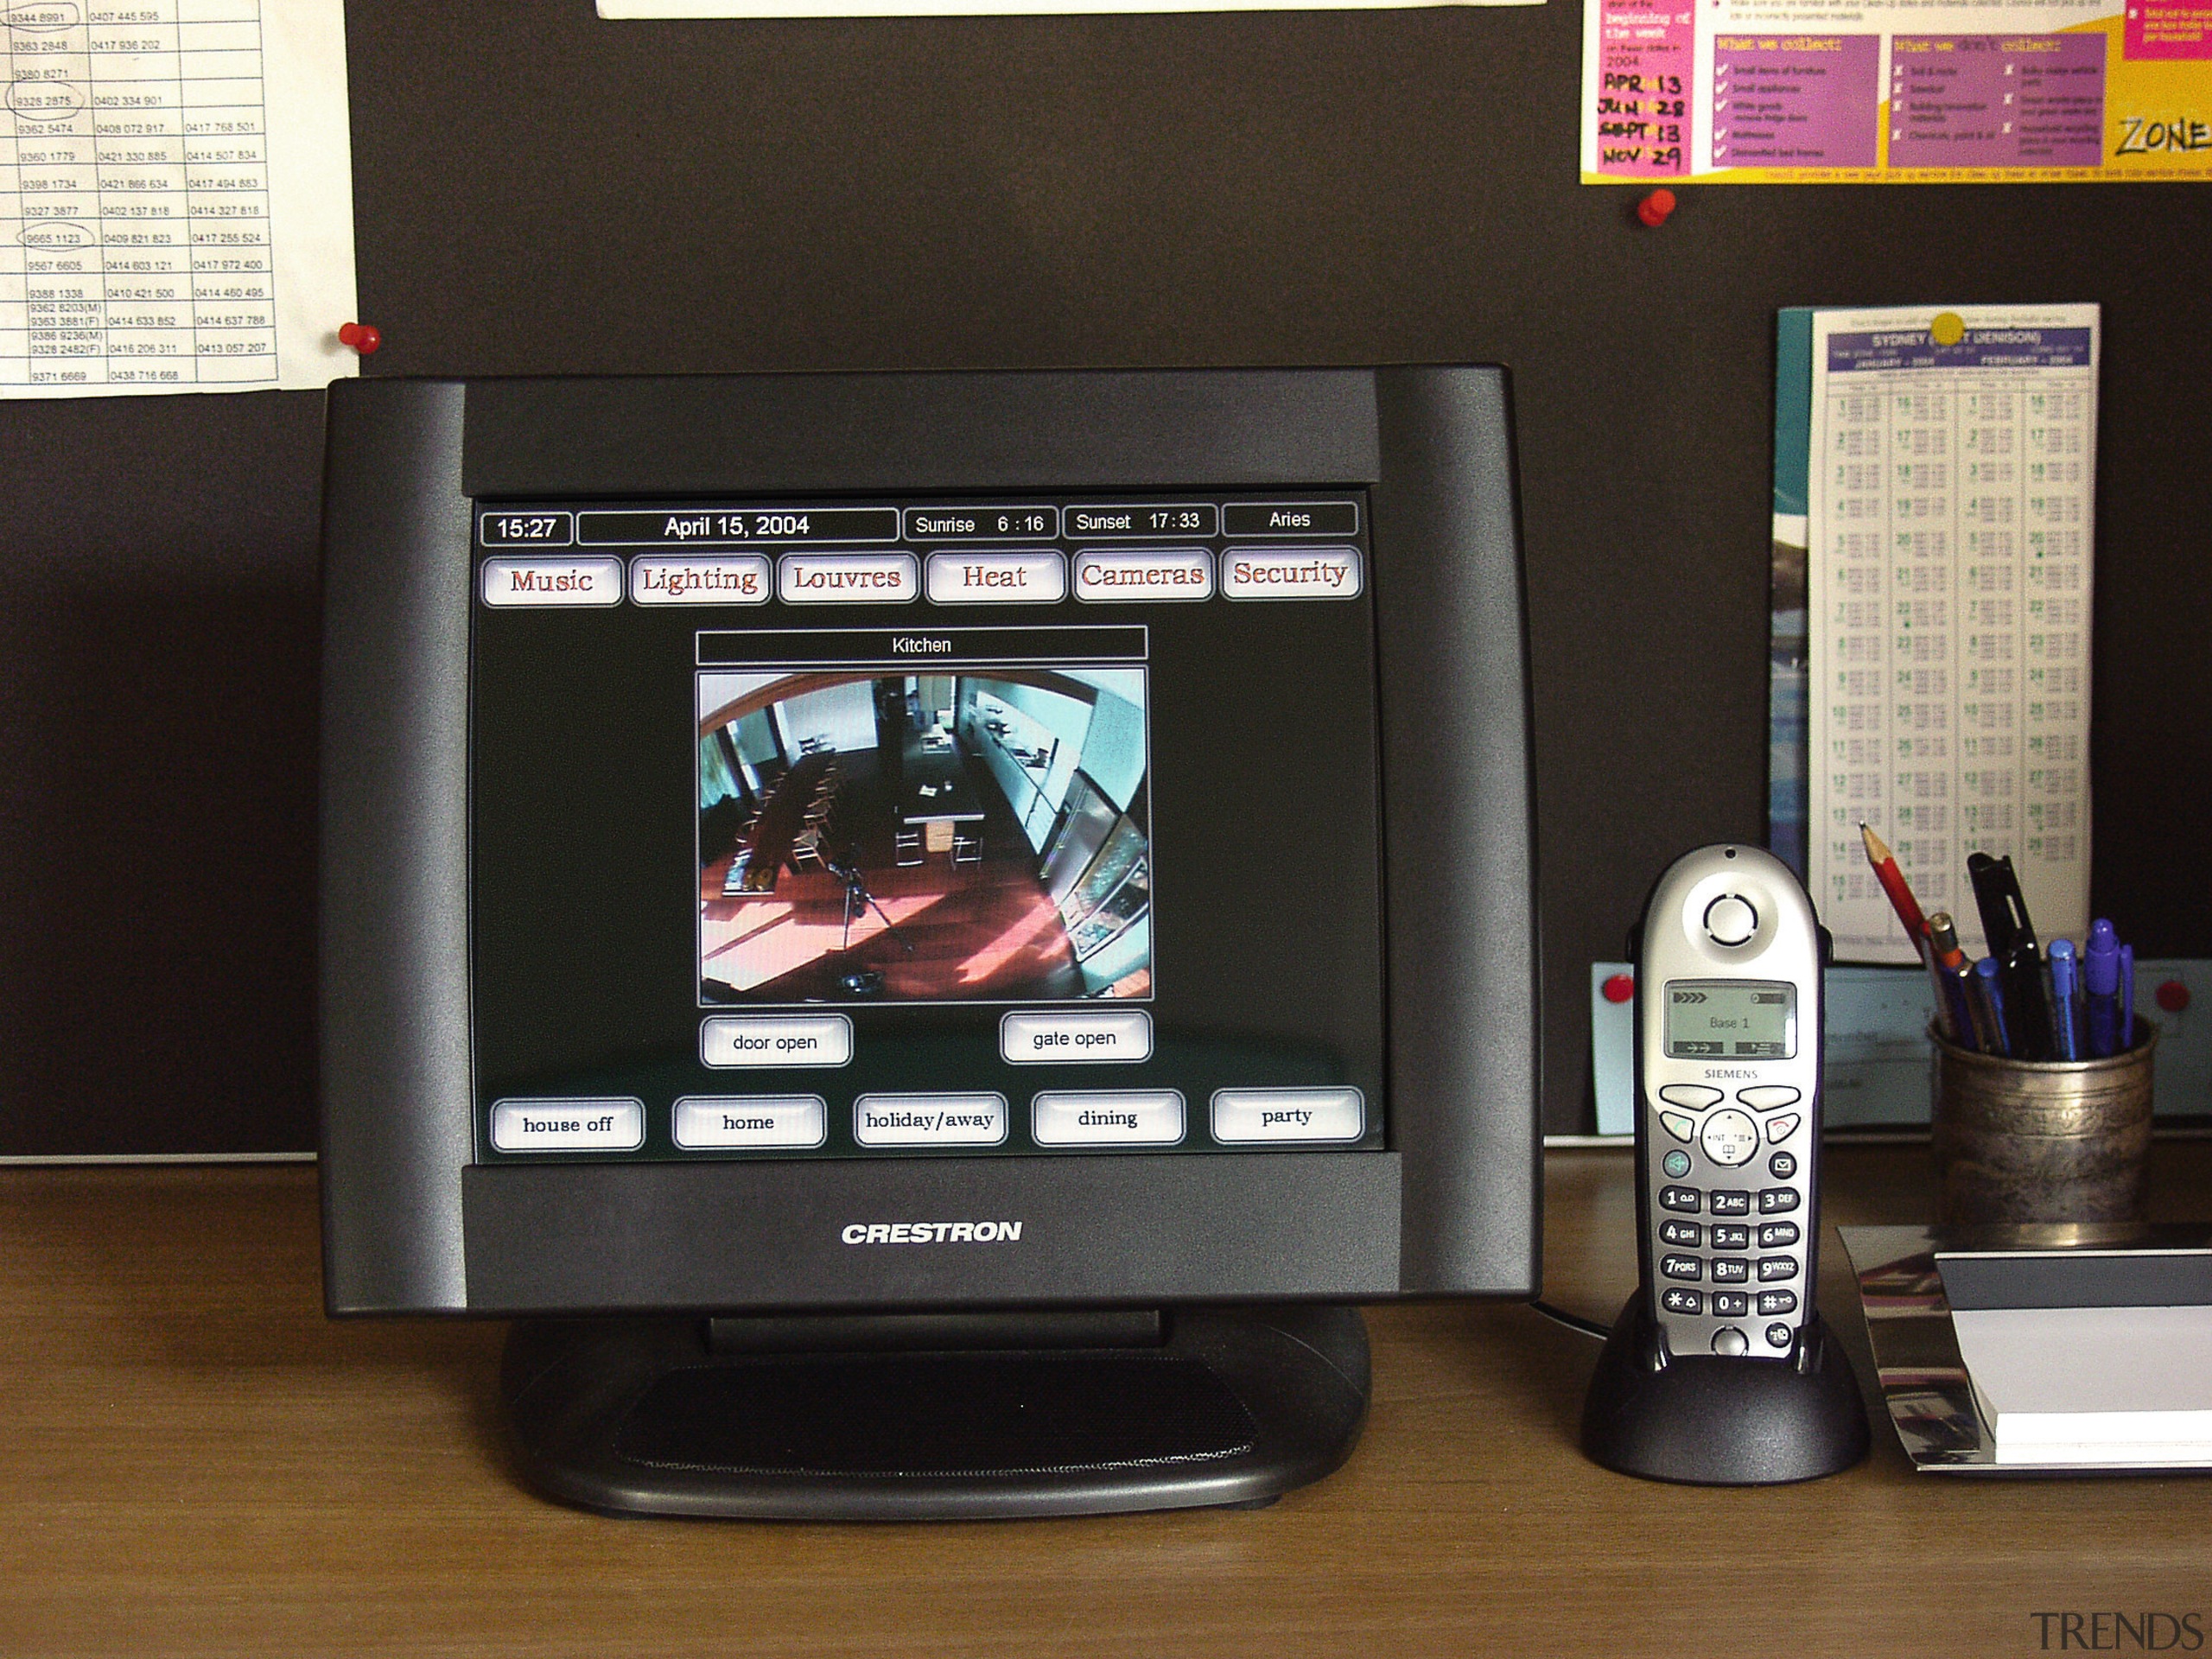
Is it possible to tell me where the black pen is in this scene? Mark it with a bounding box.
[1969,852,2050,1061]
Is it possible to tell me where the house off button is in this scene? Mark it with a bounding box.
[490,1097,644,1153]
[1001,1009,1153,1064]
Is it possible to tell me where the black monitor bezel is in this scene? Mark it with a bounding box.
[319,367,1539,1315]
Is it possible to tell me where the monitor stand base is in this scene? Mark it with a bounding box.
[500,1304,1370,1520]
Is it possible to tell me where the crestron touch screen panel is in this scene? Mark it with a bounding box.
[321,369,1538,1316]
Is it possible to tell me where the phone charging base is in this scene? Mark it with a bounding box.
[1580,1294,1871,1485]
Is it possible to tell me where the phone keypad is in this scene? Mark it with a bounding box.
[1650,1122,1812,1349]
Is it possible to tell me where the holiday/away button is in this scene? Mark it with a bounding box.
[854,1093,1008,1147]
[490,1097,644,1153]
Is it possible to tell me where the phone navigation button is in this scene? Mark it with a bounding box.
[1700,1109,1759,1166]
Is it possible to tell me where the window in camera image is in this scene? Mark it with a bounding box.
[698,666,1151,1004]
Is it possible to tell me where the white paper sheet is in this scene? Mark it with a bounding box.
[0,0,357,397]
[1804,304,2097,963]
[1954,1304,2212,1465]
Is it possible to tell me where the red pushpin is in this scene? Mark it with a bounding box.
[1602,972,1636,1005]
[338,321,382,356]
[1637,188,1677,227]
[2156,980,2190,1014]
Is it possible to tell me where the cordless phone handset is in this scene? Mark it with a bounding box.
[1634,844,1824,1361]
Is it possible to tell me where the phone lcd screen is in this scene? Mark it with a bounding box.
[1663,980,1796,1059]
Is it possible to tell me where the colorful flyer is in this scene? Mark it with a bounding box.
[1581,0,2212,181]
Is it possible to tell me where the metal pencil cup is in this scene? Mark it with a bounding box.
[1929,1021,2158,1225]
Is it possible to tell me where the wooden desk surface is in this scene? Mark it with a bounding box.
[4,1143,2209,1657]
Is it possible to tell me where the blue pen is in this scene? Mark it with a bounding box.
[1975,957,2012,1058]
[2120,942,2135,1053]
[2083,918,2120,1059]
[2050,938,2078,1061]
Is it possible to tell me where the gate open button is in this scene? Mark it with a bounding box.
[1001,1009,1153,1065]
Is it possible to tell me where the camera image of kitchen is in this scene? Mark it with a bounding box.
[698,666,1150,1003]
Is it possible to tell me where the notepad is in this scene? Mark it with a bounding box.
[1942,1250,2212,1466]
[1953,1306,2212,1465]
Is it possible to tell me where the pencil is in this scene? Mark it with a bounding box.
[1859,822,1929,944]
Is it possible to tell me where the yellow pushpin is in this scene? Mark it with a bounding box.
[1930,312,1967,347]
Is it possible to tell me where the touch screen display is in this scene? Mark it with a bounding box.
[1664,980,1796,1059]
[468,492,1386,1164]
